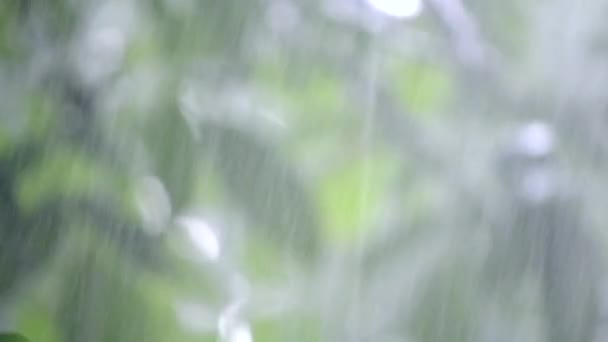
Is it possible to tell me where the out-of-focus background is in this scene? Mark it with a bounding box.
[1,0,608,341]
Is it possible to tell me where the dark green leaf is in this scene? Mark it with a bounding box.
[200,121,320,258]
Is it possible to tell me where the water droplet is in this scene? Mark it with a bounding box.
[225,323,253,342]
[218,301,253,342]
[515,121,555,158]
[366,0,423,19]
[177,216,222,261]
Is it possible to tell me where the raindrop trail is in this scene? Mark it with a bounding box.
[347,33,381,341]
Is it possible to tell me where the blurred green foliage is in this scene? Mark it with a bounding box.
[0,0,607,341]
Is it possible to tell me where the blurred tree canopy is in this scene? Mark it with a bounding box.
[1,0,608,341]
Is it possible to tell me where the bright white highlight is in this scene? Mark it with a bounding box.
[515,121,555,158]
[224,323,253,342]
[177,216,221,261]
[218,301,253,342]
[366,0,423,18]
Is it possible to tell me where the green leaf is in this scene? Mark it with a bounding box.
[145,111,198,211]
[200,121,320,258]
[56,249,193,342]
[253,313,321,342]
[392,61,453,117]
[16,301,58,342]
[15,146,127,214]
[0,333,30,342]
[318,153,397,243]
[256,61,348,120]
[410,255,479,342]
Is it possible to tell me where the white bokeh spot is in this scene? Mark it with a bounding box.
[366,0,423,19]
[515,121,555,158]
[177,216,221,261]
